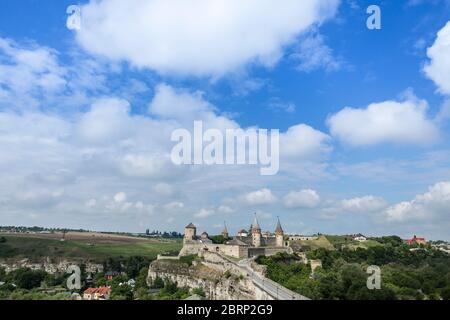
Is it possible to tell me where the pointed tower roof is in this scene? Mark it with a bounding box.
[275,217,284,234]
[251,213,261,232]
[185,223,196,229]
[222,221,228,235]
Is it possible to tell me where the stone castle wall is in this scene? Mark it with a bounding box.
[180,242,248,259]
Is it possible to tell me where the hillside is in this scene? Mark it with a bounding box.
[290,235,335,251]
[0,233,182,262]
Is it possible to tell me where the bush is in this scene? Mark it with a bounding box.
[179,255,197,266]
[152,276,165,289]
[441,286,450,300]
[9,268,47,290]
[191,287,206,297]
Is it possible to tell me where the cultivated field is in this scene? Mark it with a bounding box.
[0,232,183,262]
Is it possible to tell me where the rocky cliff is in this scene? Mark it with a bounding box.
[147,256,274,300]
[0,257,103,274]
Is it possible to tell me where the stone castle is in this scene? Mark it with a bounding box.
[179,215,292,259]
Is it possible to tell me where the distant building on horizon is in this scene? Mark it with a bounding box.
[406,235,426,246]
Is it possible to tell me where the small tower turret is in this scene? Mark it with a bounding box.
[222,221,229,239]
[275,217,284,247]
[184,223,197,244]
[251,213,262,247]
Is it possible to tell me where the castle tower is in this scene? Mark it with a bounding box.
[275,217,284,247]
[184,223,196,244]
[222,221,229,239]
[251,214,262,248]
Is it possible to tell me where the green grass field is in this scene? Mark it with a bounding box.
[325,235,383,250]
[291,235,335,251]
[0,234,182,262]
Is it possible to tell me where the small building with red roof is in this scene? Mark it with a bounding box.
[83,286,111,300]
[405,235,426,246]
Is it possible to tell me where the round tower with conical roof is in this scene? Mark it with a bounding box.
[275,217,284,247]
[251,214,262,247]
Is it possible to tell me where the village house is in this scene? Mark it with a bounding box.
[105,271,120,281]
[406,235,427,246]
[351,234,368,242]
[83,286,111,300]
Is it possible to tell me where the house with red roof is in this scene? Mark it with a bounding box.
[83,286,111,300]
[405,235,426,246]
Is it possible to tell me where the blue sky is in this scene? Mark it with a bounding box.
[0,0,450,240]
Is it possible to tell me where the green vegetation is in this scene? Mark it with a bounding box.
[0,235,182,262]
[191,287,206,297]
[179,254,200,266]
[257,241,450,300]
[0,233,185,300]
[210,235,229,244]
[290,236,334,252]
[0,267,71,300]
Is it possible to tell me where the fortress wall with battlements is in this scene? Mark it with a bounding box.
[180,243,248,259]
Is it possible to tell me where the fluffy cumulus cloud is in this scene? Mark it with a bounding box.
[75,0,340,77]
[283,189,320,208]
[0,38,67,108]
[0,57,333,231]
[341,196,387,213]
[241,189,277,206]
[281,124,332,159]
[385,181,450,222]
[194,208,215,219]
[327,95,439,146]
[424,21,450,95]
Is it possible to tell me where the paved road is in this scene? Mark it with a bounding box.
[238,258,309,300]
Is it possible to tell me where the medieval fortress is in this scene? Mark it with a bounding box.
[179,215,292,259]
[149,215,307,300]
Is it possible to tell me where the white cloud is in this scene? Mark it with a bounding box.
[152,183,174,197]
[385,181,450,222]
[327,95,439,146]
[0,38,67,109]
[0,38,66,93]
[268,98,296,113]
[292,32,342,72]
[217,205,235,214]
[114,192,127,203]
[77,98,132,144]
[194,208,215,219]
[85,198,97,208]
[281,124,332,159]
[75,0,339,77]
[241,188,277,206]
[424,21,450,95]
[164,201,185,211]
[341,196,387,213]
[283,189,320,208]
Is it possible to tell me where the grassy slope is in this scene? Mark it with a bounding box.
[0,235,182,262]
[326,235,383,250]
[292,235,335,251]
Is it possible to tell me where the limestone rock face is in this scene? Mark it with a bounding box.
[147,256,273,300]
[0,258,103,274]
